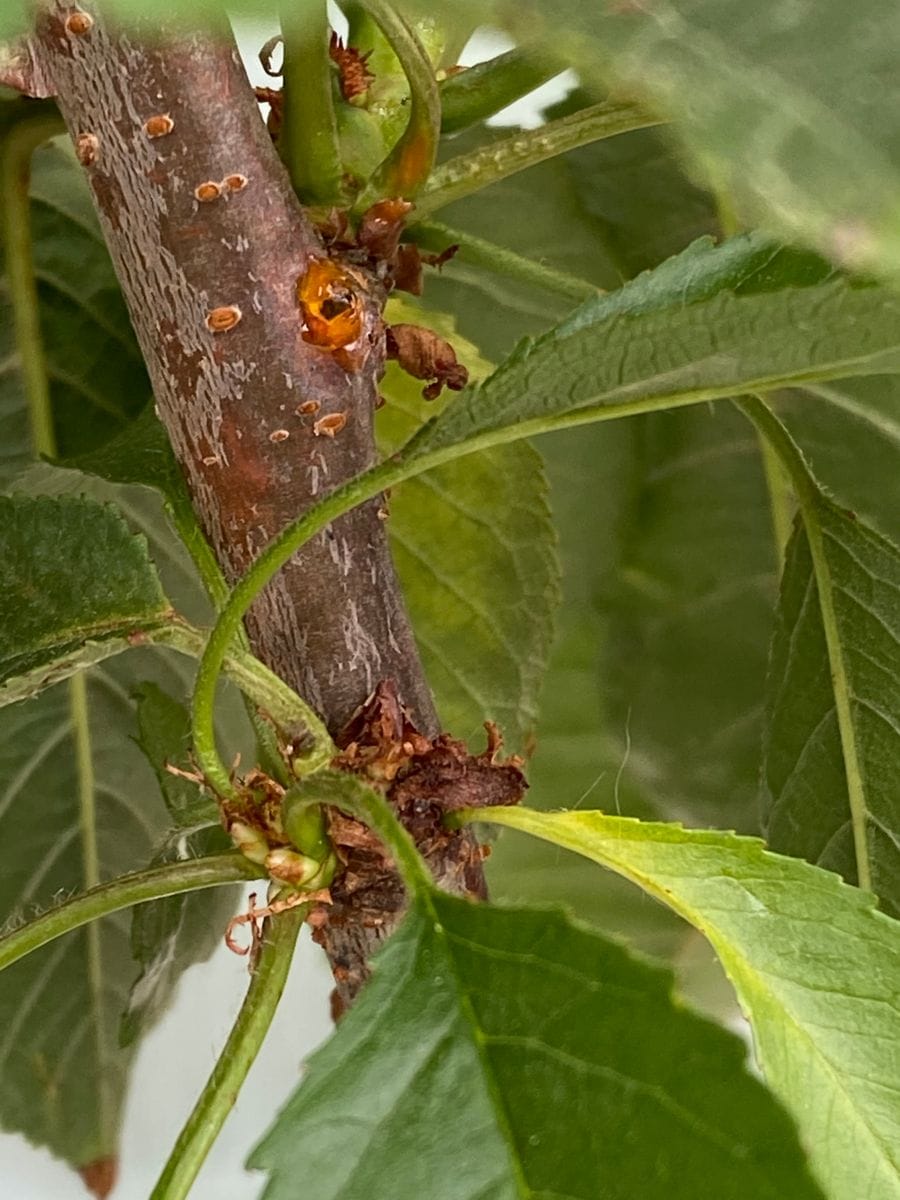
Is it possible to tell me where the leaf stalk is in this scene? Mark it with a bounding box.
[149,904,304,1200]
[0,855,260,974]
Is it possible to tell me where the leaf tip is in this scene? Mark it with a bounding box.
[79,1156,118,1199]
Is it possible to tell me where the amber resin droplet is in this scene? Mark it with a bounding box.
[296,259,363,352]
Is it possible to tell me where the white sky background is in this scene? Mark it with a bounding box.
[3,22,575,1200]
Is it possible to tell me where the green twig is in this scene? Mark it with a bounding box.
[279,0,343,204]
[355,0,441,207]
[0,855,261,974]
[167,495,232,612]
[736,397,872,893]
[415,99,660,219]
[149,904,304,1200]
[159,622,335,776]
[439,46,564,135]
[410,218,599,302]
[0,108,65,458]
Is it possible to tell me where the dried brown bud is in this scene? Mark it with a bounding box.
[74,132,99,167]
[259,34,283,77]
[144,113,174,139]
[329,33,375,100]
[386,323,469,400]
[194,180,222,203]
[206,305,242,333]
[313,412,348,438]
[357,198,414,261]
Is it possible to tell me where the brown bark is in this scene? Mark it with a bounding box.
[27,3,486,998]
[30,3,435,735]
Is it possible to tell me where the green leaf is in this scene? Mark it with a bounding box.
[775,382,900,545]
[473,807,900,1200]
[120,683,232,1046]
[403,0,900,283]
[0,471,249,1178]
[251,895,824,1200]
[746,402,900,919]
[0,654,187,1174]
[58,402,228,617]
[425,127,731,964]
[420,125,622,363]
[0,492,172,703]
[379,301,559,752]
[405,232,896,462]
[554,113,719,281]
[568,0,900,283]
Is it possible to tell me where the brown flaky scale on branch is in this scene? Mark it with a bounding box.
[385,322,469,399]
[308,681,526,998]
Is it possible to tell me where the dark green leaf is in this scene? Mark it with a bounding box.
[0,471,249,1178]
[555,115,718,279]
[563,0,900,282]
[407,233,897,461]
[251,896,824,1200]
[0,492,172,702]
[478,807,900,1200]
[120,683,232,1046]
[762,497,900,918]
[379,301,559,753]
[0,651,187,1174]
[775,382,900,544]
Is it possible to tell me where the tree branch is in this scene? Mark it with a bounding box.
[31,3,434,737]
[31,2,484,1004]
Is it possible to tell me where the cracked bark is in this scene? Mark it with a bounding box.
[26,3,485,1004]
